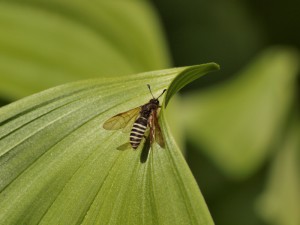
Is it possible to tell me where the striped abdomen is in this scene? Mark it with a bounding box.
[130,116,148,149]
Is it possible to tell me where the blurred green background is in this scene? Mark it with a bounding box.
[0,0,299,225]
[150,1,300,225]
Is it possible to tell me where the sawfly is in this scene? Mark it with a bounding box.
[103,84,166,150]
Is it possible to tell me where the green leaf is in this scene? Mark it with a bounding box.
[164,63,220,107]
[0,1,170,100]
[0,64,219,225]
[183,48,299,178]
[256,112,300,225]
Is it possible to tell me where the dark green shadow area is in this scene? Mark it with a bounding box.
[0,98,10,107]
[186,142,269,225]
[140,137,151,163]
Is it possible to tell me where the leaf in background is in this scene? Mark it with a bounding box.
[164,95,185,152]
[256,112,300,225]
[183,48,299,178]
[163,64,220,152]
[0,64,219,225]
[0,0,170,100]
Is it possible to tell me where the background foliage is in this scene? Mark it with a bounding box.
[0,0,299,225]
[151,0,300,225]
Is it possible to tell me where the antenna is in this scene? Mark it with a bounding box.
[157,89,167,99]
[147,84,155,99]
[147,84,166,99]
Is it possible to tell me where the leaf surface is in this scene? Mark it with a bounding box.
[257,112,300,225]
[0,0,170,100]
[0,64,219,225]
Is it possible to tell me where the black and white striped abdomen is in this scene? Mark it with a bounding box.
[130,117,148,149]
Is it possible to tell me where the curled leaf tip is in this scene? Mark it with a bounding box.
[164,62,220,107]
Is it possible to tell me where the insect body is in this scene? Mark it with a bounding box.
[103,85,166,149]
[130,97,160,149]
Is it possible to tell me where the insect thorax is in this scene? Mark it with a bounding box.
[140,101,159,118]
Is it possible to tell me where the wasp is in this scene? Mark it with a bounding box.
[103,85,166,150]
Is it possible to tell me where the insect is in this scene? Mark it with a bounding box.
[103,84,166,150]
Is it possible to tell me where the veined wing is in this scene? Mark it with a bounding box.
[116,142,132,151]
[150,110,165,148]
[103,107,141,131]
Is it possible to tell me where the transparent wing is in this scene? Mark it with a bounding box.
[150,110,165,148]
[103,107,140,131]
[116,142,132,151]
[154,116,165,148]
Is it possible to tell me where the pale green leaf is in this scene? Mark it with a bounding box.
[164,63,220,107]
[0,0,170,100]
[0,64,219,225]
[183,48,299,178]
[164,95,185,152]
[256,112,300,225]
